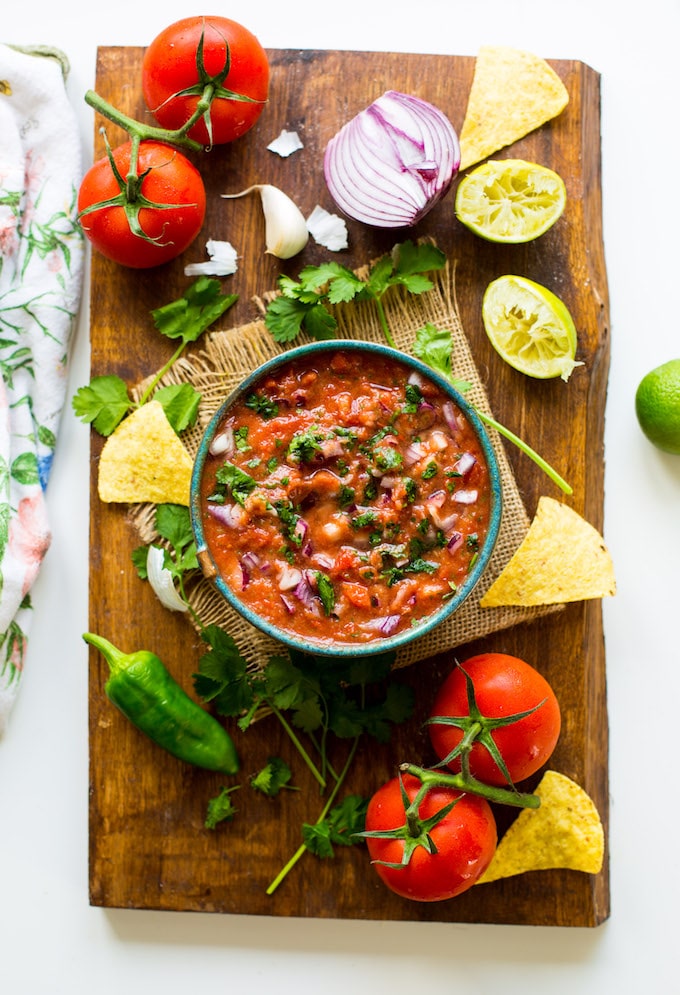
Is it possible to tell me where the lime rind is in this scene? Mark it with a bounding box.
[455,159,566,244]
[482,275,581,381]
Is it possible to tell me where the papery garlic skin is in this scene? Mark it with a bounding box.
[222,184,309,259]
[306,205,349,251]
[267,129,304,157]
[184,239,239,277]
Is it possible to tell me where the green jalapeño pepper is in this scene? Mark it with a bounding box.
[83,632,239,775]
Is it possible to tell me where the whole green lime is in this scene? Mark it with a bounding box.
[635,359,680,454]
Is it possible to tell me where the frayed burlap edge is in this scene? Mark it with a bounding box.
[131,255,560,673]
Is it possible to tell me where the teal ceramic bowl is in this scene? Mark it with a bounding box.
[190,340,502,658]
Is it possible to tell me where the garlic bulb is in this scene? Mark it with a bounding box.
[222,184,309,259]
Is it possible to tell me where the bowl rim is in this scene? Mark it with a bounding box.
[190,338,502,658]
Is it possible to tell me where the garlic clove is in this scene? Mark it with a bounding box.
[222,184,309,260]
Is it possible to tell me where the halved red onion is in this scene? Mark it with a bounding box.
[323,91,460,228]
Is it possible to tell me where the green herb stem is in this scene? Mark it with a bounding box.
[266,736,360,895]
[373,295,396,349]
[137,339,187,406]
[269,702,327,791]
[475,410,573,495]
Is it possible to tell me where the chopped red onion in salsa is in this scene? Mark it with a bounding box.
[198,349,492,646]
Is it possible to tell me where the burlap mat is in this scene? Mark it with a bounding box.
[132,256,560,671]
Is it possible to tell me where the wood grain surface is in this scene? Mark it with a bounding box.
[86,46,610,926]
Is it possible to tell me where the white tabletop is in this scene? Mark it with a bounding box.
[2,2,678,992]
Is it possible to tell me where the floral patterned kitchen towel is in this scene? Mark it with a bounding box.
[0,44,84,736]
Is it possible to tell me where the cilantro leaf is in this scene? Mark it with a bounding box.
[325,272,366,305]
[151,277,238,346]
[205,785,240,829]
[314,572,336,616]
[152,504,199,576]
[245,392,279,419]
[413,323,472,393]
[250,757,294,797]
[302,795,368,858]
[193,625,256,716]
[215,462,257,505]
[155,503,194,551]
[71,375,131,436]
[264,295,317,343]
[290,695,325,734]
[288,426,325,463]
[393,239,446,276]
[302,304,338,340]
[153,382,201,433]
[263,655,319,712]
[297,261,351,291]
[131,544,150,579]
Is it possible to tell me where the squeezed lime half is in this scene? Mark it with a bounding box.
[455,159,567,243]
[482,274,581,381]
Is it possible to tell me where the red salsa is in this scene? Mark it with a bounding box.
[198,348,492,646]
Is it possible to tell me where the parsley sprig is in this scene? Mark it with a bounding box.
[72,277,237,436]
[264,240,445,349]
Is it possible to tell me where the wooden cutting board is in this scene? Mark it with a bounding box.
[86,46,610,926]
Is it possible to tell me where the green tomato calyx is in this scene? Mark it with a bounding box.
[424,660,547,787]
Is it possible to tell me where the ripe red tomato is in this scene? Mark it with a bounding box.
[428,653,561,786]
[141,16,270,146]
[77,140,206,269]
[364,773,497,902]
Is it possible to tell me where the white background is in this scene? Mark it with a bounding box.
[2,1,679,992]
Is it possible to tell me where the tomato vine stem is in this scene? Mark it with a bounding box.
[399,763,540,809]
[84,89,205,153]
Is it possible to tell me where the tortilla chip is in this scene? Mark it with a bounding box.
[480,496,616,607]
[98,400,193,506]
[459,46,569,171]
[477,770,604,884]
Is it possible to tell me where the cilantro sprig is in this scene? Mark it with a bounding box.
[193,631,413,892]
[72,277,237,436]
[265,240,445,349]
[413,323,573,495]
